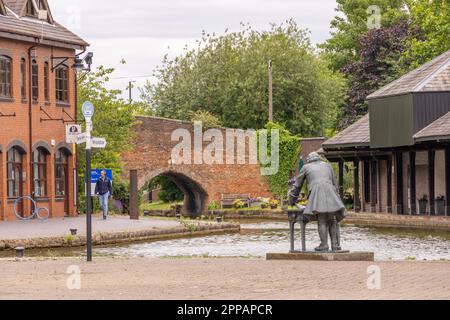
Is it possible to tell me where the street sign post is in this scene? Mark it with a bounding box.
[83,101,94,263]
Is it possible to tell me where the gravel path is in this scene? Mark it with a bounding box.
[1,257,449,300]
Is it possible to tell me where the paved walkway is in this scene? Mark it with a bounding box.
[0,258,449,300]
[0,215,181,240]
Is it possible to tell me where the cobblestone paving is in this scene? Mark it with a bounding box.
[0,216,181,240]
[0,258,449,300]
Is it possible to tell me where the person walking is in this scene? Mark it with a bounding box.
[95,170,112,220]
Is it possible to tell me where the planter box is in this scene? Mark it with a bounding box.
[418,200,428,215]
[436,200,446,216]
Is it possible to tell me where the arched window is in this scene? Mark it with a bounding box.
[21,58,26,99]
[7,147,23,198]
[44,61,49,101]
[32,59,39,101]
[33,148,47,197]
[0,55,11,98]
[55,149,69,196]
[55,65,69,103]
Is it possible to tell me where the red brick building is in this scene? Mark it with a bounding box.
[0,0,88,221]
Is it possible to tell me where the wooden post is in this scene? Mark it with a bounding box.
[268,60,273,122]
[395,152,404,215]
[445,146,450,217]
[428,149,436,216]
[387,157,393,213]
[353,160,361,212]
[129,169,139,220]
[409,151,417,215]
[378,159,383,212]
[370,159,378,213]
[362,160,370,212]
[338,159,344,200]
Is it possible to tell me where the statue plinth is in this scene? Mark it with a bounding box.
[266,251,375,261]
[272,208,374,261]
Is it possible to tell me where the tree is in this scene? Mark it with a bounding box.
[322,0,408,72]
[146,176,184,203]
[188,110,222,129]
[340,20,413,127]
[142,20,346,137]
[77,64,138,209]
[404,0,450,68]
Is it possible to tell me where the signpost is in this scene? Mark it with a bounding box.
[82,101,94,262]
[75,101,108,262]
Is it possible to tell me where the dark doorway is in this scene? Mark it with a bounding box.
[55,149,70,216]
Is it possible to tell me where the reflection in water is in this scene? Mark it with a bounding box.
[95,222,450,261]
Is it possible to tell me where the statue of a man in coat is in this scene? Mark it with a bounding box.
[288,152,346,252]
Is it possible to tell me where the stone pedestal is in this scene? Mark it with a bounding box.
[266,251,374,261]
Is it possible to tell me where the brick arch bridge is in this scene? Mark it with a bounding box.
[121,116,272,215]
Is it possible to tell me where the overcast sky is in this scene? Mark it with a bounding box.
[47,0,338,100]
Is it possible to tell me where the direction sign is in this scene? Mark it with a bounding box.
[91,137,107,149]
[76,132,87,145]
[82,101,95,120]
[66,124,82,144]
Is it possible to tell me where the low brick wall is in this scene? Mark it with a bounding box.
[0,222,240,251]
[344,212,450,231]
[147,210,450,231]
[147,209,285,220]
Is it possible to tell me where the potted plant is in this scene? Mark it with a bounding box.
[260,202,269,209]
[269,199,279,210]
[436,195,445,216]
[418,195,428,215]
[232,199,245,210]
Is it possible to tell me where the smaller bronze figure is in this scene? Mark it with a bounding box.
[288,152,346,252]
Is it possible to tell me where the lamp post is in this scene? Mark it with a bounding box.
[268,60,273,122]
[128,80,136,103]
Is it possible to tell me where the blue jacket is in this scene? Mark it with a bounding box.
[95,177,112,195]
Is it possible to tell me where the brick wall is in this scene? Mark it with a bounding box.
[122,117,272,213]
[0,38,77,221]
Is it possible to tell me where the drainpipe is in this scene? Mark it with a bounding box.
[74,58,79,215]
[28,44,37,200]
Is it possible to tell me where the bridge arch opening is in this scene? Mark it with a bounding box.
[142,171,208,216]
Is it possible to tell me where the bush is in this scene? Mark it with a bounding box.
[208,202,219,210]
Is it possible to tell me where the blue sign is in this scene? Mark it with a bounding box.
[88,169,113,196]
[91,169,113,183]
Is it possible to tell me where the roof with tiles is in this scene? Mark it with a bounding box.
[414,111,450,142]
[367,50,450,100]
[0,0,88,47]
[322,114,370,149]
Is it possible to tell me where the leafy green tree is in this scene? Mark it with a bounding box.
[322,0,408,72]
[404,0,450,67]
[188,110,222,129]
[340,20,413,127]
[146,176,184,203]
[77,64,138,211]
[260,122,300,197]
[142,20,345,136]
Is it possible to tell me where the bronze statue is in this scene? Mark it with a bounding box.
[288,152,346,252]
